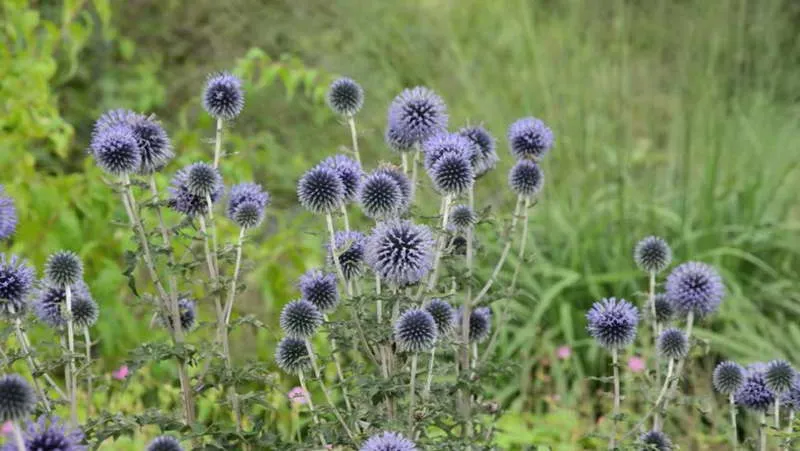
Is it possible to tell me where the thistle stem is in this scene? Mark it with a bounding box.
[423,347,437,399]
[408,353,419,435]
[402,153,409,174]
[84,327,94,416]
[376,274,383,323]
[323,314,354,414]
[473,196,523,305]
[326,213,347,285]
[62,285,78,425]
[347,116,361,165]
[213,117,224,168]
[729,393,738,448]
[610,349,620,450]
[223,228,246,325]
[648,272,660,394]
[340,204,351,232]
[658,311,694,419]
[776,398,782,429]
[305,341,356,442]
[426,194,452,291]
[411,147,420,193]
[509,196,531,290]
[298,370,327,448]
[13,320,51,412]
[759,412,767,451]
[12,422,25,451]
[653,359,675,431]
[16,326,66,398]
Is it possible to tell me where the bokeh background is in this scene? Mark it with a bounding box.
[2,0,799,448]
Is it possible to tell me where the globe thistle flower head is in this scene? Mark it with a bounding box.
[586,297,639,350]
[422,132,477,172]
[387,86,448,145]
[227,182,270,228]
[429,152,474,195]
[365,220,435,286]
[657,328,688,360]
[173,299,198,331]
[0,374,36,422]
[459,125,498,177]
[167,164,224,216]
[322,154,363,202]
[665,262,724,318]
[358,172,403,219]
[639,430,673,451]
[184,162,222,197]
[92,108,136,137]
[424,299,456,335]
[128,113,174,174]
[509,159,544,198]
[507,117,554,160]
[297,166,345,215]
[279,299,323,339]
[275,337,311,375]
[385,126,415,153]
[395,308,438,353]
[0,186,17,241]
[44,250,83,288]
[765,359,795,393]
[0,254,35,317]
[327,231,366,280]
[71,296,99,329]
[713,361,745,395]
[653,293,674,324]
[360,431,417,451]
[298,269,339,312]
[34,281,92,329]
[203,72,244,120]
[448,205,477,232]
[9,416,86,451]
[90,124,141,175]
[147,435,184,451]
[634,236,672,274]
[781,376,800,411]
[735,368,775,412]
[465,307,492,343]
[374,165,412,210]
[327,77,364,117]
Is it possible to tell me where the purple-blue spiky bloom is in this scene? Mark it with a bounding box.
[360,431,417,451]
[634,236,672,274]
[322,154,363,202]
[459,125,498,177]
[90,124,141,175]
[167,164,224,217]
[327,231,366,281]
[279,299,323,339]
[387,87,448,146]
[146,435,183,451]
[298,269,339,312]
[458,307,492,343]
[665,262,724,318]
[297,166,345,215]
[385,126,415,153]
[365,220,435,286]
[327,77,364,117]
[507,117,554,160]
[2,415,86,451]
[586,298,639,350]
[422,132,477,172]
[653,293,674,324]
[639,430,673,451]
[0,186,17,241]
[0,374,36,422]
[447,205,477,232]
[395,308,438,353]
[781,375,800,411]
[358,172,403,219]
[429,152,474,195]
[159,298,196,332]
[203,72,244,120]
[34,280,94,329]
[374,165,412,210]
[93,109,174,174]
[92,108,136,137]
[44,250,83,288]
[227,182,270,229]
[0,254,35,317]
[657,328,688,360]
[713,361,745,395]
[735,365,775,412]
[275,337,311,375]
[509,159,544,198]
[184,162,222,197]
[765,359,795,393]
[424,299,456,335]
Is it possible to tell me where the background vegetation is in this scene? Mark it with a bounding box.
[2,0,799,448]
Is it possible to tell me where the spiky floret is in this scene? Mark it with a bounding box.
[394,308,438,353]
[167,164,224,216]
[327,231,366,281]
[424,299,456,335]
[374,165,413,210]
[639,430,673,451]
[358,172,403,219]
[0,374,36,422]
[321,154,363,202]
[34,281,93,329]
[44,250,83,288]
[159,298,197,332]
[0,185,17,241]
[765,359,795,393]
[298,269,339,312]
[713,361,745,395]
[734,366,776,412]
[279,300,323,339]
[665,262,724,318]
[297,166,345,215]
[365,220,435,286]
[508,159,544,198]
[466,307,492,343]
[327,77,364,117]
[7,415,86,451]
[227,182,270,228]
[781,375,800,411]
[634,236,672,274]
[94,110,176,174]
[184,162,222,197]
[653,293,674,324]
[0,254,35,317]
[657,328,688,360]
[507,117,554,160]
[429,152,474,195]
[448,205,477,232]
[586,297,639,350]
[421,132,477,172]
[387,87,448,145]
[70,296,99,329]
[360,431,418,451]
[90,124,141,175]
[203,72,244,120]
[275,337,311,375]
[459,125,498,177]
[146,435,184,451]
[385,126,415,153]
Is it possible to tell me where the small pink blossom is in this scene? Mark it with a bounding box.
[627,356,646,373]
[112,365,129,380]
[556,345,572,360]
[288,386,309,405]
[1,421,12,435]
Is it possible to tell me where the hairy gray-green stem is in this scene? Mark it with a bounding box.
[13,319,51,412]
[64,284,78,425]
[323,314,354,416]
[422,347,437,400]
[759,412,767,451]
[83,327,93,416]
[775,398,782,429]
[473,196,523,305]
[213,117,224,168]
[729,393,738,448]
[509,196,532,290]
[15,322,66,399]
[425,194,453,292]
[347,116,361,165]
[12,422,25,451]
[401,153,409,174]
[408,353,419,435]
[298,369,327,448]
[610,348,620,450]
[340,204,351,231]
[411,145,420,195]
[659,311,694,418]
[305,341,356,442]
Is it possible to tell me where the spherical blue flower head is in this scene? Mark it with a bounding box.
[448,205,477,232]
[0,374,36,422]
[275,337,311,375]
[184,162,222,197]
[279,299,323,339]
[713,361,745,395]
[358,172,403,219]
[160,298,197,332]
[657,328,688,360]
[327,230,366,281]
[374,165,413,211]
[203,72,244,120]
[360,431,418,451]
[322,154,363,203]
[34,281,93,330]
[297,166,345,215]
[146,435,184,451]
[665,262,724,318]
[430,152,474,195]
[385,126,415,153]
[365,220,436,286]
[167,164,224,217]
[298,269,339,312]
[4,415,87,451]
[44,250,83,288]
[781,375,800,411]
[92,108,137,138]
[422,132,477,173]
[90,124,142,175]
[653,293,674,324]
[586,297,639,350]
[227,182,270,228]
[639,430,673,451]
[71,296,99,329]
[0,254,35,317]
[0,185,18,241]
[634,236,672,274]
[93,109,174,174]
[387,87,448,146]
[735,367,776,412]
[464,307,492,343]
[459,125,498,177]
[395,308,438,353]
[765,359,795,393]
[424,299,456,335]
[509,159,544,198]
[507,117,554,160]
[327,77,364,117]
